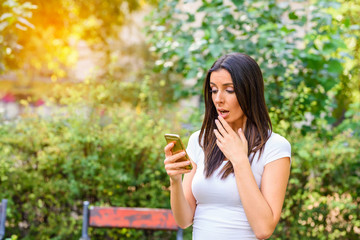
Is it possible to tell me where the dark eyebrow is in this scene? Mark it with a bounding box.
[210,82,233,86]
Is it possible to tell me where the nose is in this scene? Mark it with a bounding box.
[213,91,224,105]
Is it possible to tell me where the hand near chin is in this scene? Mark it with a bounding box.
[214,116,248,163]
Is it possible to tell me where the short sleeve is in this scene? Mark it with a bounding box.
[186,130,201,164]
[264,134,291,166]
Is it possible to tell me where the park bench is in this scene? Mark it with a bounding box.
[0,199,7,240]
[80,201,183,240]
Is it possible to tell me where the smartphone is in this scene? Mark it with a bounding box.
[164,134,193,170]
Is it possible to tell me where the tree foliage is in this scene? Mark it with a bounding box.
[0,0,37,73]
[146,0,357,134]
[0,0,153,80]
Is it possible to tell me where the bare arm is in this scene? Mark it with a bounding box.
[164,143,197,229]
[214,116,290,239]
[232,157,290,239]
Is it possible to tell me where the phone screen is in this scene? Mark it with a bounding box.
[164,134,193,170]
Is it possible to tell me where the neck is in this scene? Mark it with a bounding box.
[230,117,247,132]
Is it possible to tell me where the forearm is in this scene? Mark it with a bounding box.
[170,179,194,229]
[233,160,276,239]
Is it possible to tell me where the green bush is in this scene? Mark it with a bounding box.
[1,105,359,239]
[274,107,360,239]
[0,107,181,239]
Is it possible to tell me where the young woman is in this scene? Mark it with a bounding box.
[164,53,291,240]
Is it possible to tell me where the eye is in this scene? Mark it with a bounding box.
[226,88,234,93]
[210,88,218,94]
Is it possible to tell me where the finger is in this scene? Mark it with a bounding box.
[213,129,223,143]
[164,151,186,164]
[164,142,175,157]
[237,128,247,143]
[215,139,223,150]
[218,115,234,134]
[215,119,227,137]
[165,160,191,170]
[164,152,185,165]
[166,169,192,176]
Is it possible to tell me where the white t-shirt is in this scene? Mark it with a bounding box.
[186,130,291,240]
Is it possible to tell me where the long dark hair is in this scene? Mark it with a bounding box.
[199,53,272,179]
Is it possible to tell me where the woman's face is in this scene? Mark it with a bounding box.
[210,69,246,131]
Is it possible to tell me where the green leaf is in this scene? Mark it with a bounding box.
[258,22,277,32]
[231,0,244,6]
[327,59,343,74]
[344,17,350,28]
[209,43,222,58]
[210,27,218,39]
[289,11,299,20]
[186,13,195,22]
[323,42,337,53]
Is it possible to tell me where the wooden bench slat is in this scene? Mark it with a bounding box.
[89,207,178,230]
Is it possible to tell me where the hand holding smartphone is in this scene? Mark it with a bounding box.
[164,134,193,170]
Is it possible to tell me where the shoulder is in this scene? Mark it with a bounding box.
[265,132,291,150]
[187,130,202,150]
[262,132,291,165]
[188,130,201,144]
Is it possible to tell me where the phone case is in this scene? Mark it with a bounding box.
[164,134,193,170]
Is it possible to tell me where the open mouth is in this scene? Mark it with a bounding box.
[218,109,229,118]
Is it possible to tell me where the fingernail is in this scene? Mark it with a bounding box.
[239,128,242,131]
[182,151,186,156]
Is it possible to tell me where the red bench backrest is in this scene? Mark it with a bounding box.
[88,206,178,230]
[80,201,183,240]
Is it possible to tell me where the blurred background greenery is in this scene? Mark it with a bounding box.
[0,0,359,239]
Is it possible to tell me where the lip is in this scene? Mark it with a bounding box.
[217,108,229,118]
